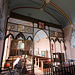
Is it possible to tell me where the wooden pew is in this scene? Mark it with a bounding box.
[27,55,52,72]
[37,58,51,67]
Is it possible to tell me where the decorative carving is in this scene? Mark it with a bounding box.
[18,25,25,32]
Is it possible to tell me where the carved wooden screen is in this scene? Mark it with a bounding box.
[10,40,18,56]
[10,39,25,56]
[26,40,33,55]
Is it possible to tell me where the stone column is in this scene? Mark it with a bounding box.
[0,0,10,68]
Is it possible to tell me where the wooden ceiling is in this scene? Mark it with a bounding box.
[9,0,75,27]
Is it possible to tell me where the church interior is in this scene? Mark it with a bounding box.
[0,0,75,75]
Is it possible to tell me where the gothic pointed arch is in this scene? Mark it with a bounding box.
[15,32,26,40]
[50,38,55,42]
[27,36,33,41]
[5,33,14,39]
[55,38,61,43]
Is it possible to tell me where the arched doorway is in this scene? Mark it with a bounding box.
[34,30,50,58]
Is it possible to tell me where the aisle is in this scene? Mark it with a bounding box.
[34,67,43,75]
[26,59,43,75]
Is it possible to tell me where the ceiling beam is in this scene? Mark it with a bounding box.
[10,12,62,29]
